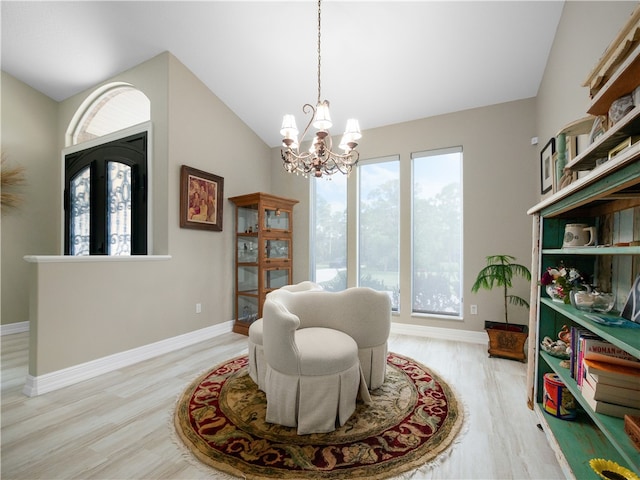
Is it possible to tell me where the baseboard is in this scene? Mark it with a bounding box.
[391,322,488,345]
[1,321,30,336]
[23,320,234,397]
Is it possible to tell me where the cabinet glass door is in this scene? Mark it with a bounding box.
[265,268,290,290]
[264,239,290,261]
[238,206,259,234]
[238,266,258,293]
[237,295,258,324]
[238,236,258,263]
[264,208,290,231]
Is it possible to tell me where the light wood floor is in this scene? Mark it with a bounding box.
[1,330,565,479]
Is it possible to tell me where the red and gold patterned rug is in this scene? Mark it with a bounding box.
[174,352,463,479]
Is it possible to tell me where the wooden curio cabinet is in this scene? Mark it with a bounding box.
[229,192,299,335]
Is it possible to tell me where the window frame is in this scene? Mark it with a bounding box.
[67,82,151,147]
[357,155,400,311]
[411,146,463,318]
[310,173,348,291]
[61,122,153,255]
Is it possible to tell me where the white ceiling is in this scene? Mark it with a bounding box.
[1,1,565,147]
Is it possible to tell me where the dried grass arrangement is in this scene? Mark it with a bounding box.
[1,154,26,211]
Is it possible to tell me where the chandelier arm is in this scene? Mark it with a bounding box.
[298,103,317,150]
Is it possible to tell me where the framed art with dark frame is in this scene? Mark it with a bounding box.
[540,138,555,194]
[180,165,224,231]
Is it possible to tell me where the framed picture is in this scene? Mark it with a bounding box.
[588,115,607,144]
[565,135,577,162]
[180,165,224,231]
[540,137,555,194]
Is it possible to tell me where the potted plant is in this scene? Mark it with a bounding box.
[471,254,531,362]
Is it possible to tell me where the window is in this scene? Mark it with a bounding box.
[64,83,150,256]
[311,175,347,291]
[64,131,148,255]
[412,147,463,316]
[310,147,462,319]
[71,84,150,145]
[358,157,400,310]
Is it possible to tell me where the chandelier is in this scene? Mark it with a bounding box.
[279,0,361,178]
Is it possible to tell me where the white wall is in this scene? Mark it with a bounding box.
[536,1,637,163]
[5,53,273,376]
[273,98,539,332]
[1,72,59,326]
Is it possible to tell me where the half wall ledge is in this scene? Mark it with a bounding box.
[24,255,172,263]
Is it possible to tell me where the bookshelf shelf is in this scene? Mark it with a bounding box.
[539,352,640,472]
[534,402,628,479]
[540,298,640,358]
[542,247,640,256]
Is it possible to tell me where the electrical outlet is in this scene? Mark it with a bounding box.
[196,303,202,314]
[470,305,478,315]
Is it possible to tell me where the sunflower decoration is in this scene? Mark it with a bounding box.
[589,458,640,480]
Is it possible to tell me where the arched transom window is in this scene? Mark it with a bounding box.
[71,84,150,145]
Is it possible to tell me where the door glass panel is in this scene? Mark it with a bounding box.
[238,206,259,233]
[237,295,259,324]
[108,162,132,255]
[265,269,289,289]
[238,236,258,263]
[238,266,258,293]
[264,209,289,231]
[265,239,289,259]
[70,167,91,256]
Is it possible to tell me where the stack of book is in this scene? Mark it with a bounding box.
[570,327,640,418]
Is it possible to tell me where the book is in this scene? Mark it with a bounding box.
[581,378,640,418]
[582,337,640,369]
[570,326,599,382]
[583,359,640,389]
[583,374,640,409]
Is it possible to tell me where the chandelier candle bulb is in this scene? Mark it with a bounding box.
[313,100,333,130]
[344,119,362,139]
[280,115,298,141]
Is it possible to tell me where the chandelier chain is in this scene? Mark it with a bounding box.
[317,0,322,104]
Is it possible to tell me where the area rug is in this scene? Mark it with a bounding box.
[174,352,463,479]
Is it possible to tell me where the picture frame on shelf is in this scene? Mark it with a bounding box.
[540,137,555,194]
[565,135,577,162]
[180,165,224,231]
[588,115,607,144]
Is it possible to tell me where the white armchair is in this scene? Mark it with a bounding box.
[262,298,363,434]
[260,286,392,434]
[247,281,323,390]
[267,286,392,389]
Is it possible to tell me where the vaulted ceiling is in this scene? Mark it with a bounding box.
[1,1,564,147]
